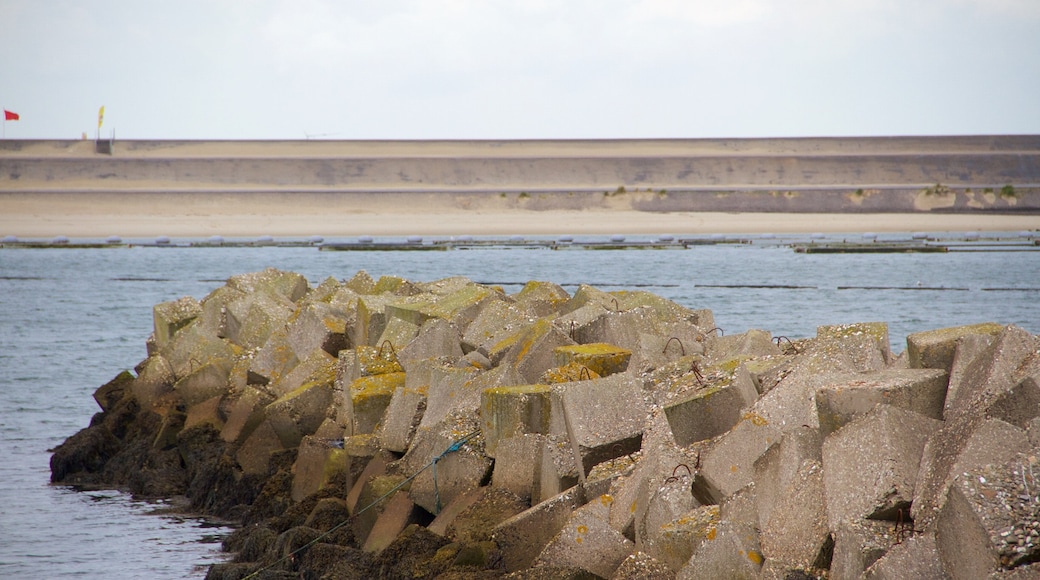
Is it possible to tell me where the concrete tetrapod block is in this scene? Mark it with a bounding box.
[160,321,239,382]
[698,412,781,500]
[822,404,942,529]
[152,296,202,350]
[987,377,1040,430]
[549,374,648,474]
[861,532,947,580]
[131,354,176,410]
[247,326,297,387]
[480,384,551,457]
[290,433,347,502]
[815,368,948,437]
[906,322,1005,373]
[396,423,492,515]
[512,280,570,318]
[638,474,700,565]
[817,322,892,364]
[664,383,748,447]
[235,419,285,475]
[197,284,245,337]
[705,329,782,365]
[220,385,275,444]
[652,505,720,573]
[173,360,232,407]
[533,494,635,579]
[946,332,998,417]
[343,269,376,294]
[551,343,632,377]
[491,434,546,503]
[268,349,336,398]
[182,395,224,432]
[829,519,902,580]
[377,386,427,453]
[286,301,351,359]
[352,473,409,547]
[362,491,423,553]
[759,459,831,571]
[427,485,484,536]
[492,486,583,572]
[265,365,337,448]
[226,267,309,303]
[223,290,296,351]
[537,436,579,504]
[375,315,420,353]
[349,372,405,435]
[677,521,764,580]
[944,325,1037,421]
[445,487,529,543]
[462,299,537,355]
[612,551,674,579]
[752,427,823,532]
[397,318,464,366]
[413,361,484,429]
[912,417,1034,529]
[496,318,577,384]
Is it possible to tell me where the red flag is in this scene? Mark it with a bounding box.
[4,110,19,121]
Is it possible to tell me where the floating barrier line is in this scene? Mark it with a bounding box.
[240,431,478,580]
[837,286,970,291]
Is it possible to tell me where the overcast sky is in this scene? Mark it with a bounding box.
[2,0,1038,140]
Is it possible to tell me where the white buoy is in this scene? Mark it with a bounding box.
[557,235,574,243]
[105,235,121,244]
[208,235,224,244]
[358,235,374,244]
[52,235,69,244]
[407,235,423,244]
[1018,230,1035,239]
[760,233,776,239]
[457,235,474,242]
[862,232,877,240]
[658,234,675,242]
[257,235,274,244]
[912,232,928,240]
[308,235,324,244]
[2,235,18,243]
[155,236,171,245]
[610,234,626,243]
[964,231,980,240]
[509,235,524,242]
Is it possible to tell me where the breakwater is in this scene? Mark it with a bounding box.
[49,268,1040,578]
[3,136,1040,214]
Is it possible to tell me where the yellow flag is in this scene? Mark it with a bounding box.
[98,106,105,129]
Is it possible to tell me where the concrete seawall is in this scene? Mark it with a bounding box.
[2,136,1040,217]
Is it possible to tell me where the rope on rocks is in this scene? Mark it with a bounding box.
[240,430,479,580]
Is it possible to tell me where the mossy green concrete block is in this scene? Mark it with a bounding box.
[173,360,232,407]
[552,343,632,377]
[351,372,406,434]
[153,296,201,349]
[344,269,376,294]
[480,384,552,456]
[906,322,1005,373]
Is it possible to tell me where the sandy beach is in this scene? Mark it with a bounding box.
[1,193,1037,238]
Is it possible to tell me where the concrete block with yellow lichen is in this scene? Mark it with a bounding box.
[533,494,634,578]
[490,317,576,384]
[653,505,720,572]
[247,326,297,387]
[697,411,780,499]
[479,384,551,457]
[290,429,348,502]
[223,289,296,351]
[512,279,570,317]
[286,301,351,359]
[378,385,427,453]
[678,520,764,580]
[551,342,632,377]
[350,372,405,435]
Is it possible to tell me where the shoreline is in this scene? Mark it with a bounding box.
[1,208,1038,238]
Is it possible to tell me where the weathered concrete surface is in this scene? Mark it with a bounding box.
[46,270,1040,580]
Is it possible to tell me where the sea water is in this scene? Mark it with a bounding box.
[1,239,1038,577]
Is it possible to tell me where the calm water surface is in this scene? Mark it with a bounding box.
[1,238,1038,577]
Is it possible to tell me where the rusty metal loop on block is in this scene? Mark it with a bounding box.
[377,339,397,360]
[662,336,686,356]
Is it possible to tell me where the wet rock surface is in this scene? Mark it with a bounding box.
[50,268,1040,579]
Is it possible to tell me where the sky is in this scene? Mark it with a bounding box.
[2,0,1039,140]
